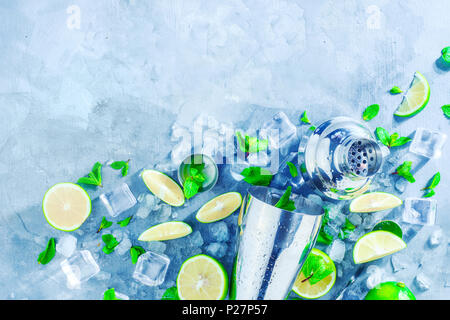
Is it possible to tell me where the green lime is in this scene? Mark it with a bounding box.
[394,72,430,117]
[373,220,403,238]
[364,281,416,300]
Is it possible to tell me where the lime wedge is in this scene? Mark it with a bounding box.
[141,169,185,207]
[394,72,430,117]
[372,220,403,238]
[292,248,336,299]
[353,230,406,264]
[365,281,416,300]
[42,183,91,231]
[349,192,402,213]
[138,221,192,241]
[196,192,242,223]
[177,254,228,300]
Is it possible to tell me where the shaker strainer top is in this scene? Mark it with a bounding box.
[346,138,382,177]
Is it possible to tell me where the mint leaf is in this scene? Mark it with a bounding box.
[375,127,390,146]
[111,160,130,177]
[190,167,206,184]
[442,105,450,118]
[299,163,307,174]
[423,189,436,198]
[102,234,120,254]
[97,216,113,233]
[130,245,146,264]
[300,111,311,124]
[183,176,200,199]
[103,288,120,300]
[37,238,56,265]
[161,286,180,300]
[240,166,273,186]
[393,161,415,183]
[389,136,411,147]
[362,104,379,121]
[78,162,103,187]
[389,86,403,94]
[235,131,268,153]
[441,46,450,63]
[117,216,132,227]
[301,253,333,285]
[338,218,356,240]
[286,161,298,178]
[422,172,440,198]
[274,186,296,211]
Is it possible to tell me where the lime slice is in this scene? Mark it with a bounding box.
[138,221,192,241]
[292,248,336,299]
[372,220,403,238]
[394,72,430,117]
[196,192,242,223]
[365,281,416,300]
[42,183,91,231]
[353,230,406,264]
[141,169,185,207]
[349,192,402,213]
[177,254,228,300]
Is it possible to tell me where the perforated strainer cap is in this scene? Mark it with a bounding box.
[345,138,382,177]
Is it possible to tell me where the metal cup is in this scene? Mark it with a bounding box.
[231,186,324,300]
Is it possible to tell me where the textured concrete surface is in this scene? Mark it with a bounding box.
[0,0,449,299]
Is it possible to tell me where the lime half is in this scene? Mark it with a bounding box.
[196,192,242,223]
[373,220,403,238]
[292,248,336,299]
[365,281,416,300]
[177,254,228,300]
[353,230,406,264]
[349,192,402,213]
[394,72,430,117]
[138,221,192,241]
[141,169,185,207]
[42,183,91,231]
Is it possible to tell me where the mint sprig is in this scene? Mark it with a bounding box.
[102,234,120,254]
[77,162,103,187]
[442,105,450,118]
[103,288,121,300]
[274,186,296,211]
[376,127,411,148]
[110,159,130,177]
[338,218,356,240]
[301,253,334,285]
[117,216,132,227]
[362,104,379,121]
[300,111,311,124]
[183,163,207,199]
[130,245,146,264]
[235,131,268,153]
[97,216,113,233]
[240,166,273,186]
[393,161,415,183]
[316,209,333,245]
[37,238,56,265]
[161,286,180,300]
[389,86,403,94]
[422,172,440,198]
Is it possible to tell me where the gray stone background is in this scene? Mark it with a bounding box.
[0,0,448,299]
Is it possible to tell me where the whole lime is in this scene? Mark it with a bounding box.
[364,281,416,300]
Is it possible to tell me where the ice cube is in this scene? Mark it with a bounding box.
[115,292,130,300]
[414,273,431,291]
[208,222,229,242]
[146,241,167,254]
[348,213,362,226]
[171,138,192,166]
[116,237,132,256]
[56,235,77,258]
[361,215,375,230]
[170,123,190,142]
[391,255,407,273]
[132,251,170,287]
[157,205,172,223]
[188,231,204,248]
[428,229,444,248]
[366,266,384,289]
[409,128,447,159]
[60,250,100,289]
[94,271,111,281]
[402,198,437,226]
[395,178,407,193]
[204,242,228,258]
[259,112,298,153]
[327,239,346,263]
[100,183,137,217]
